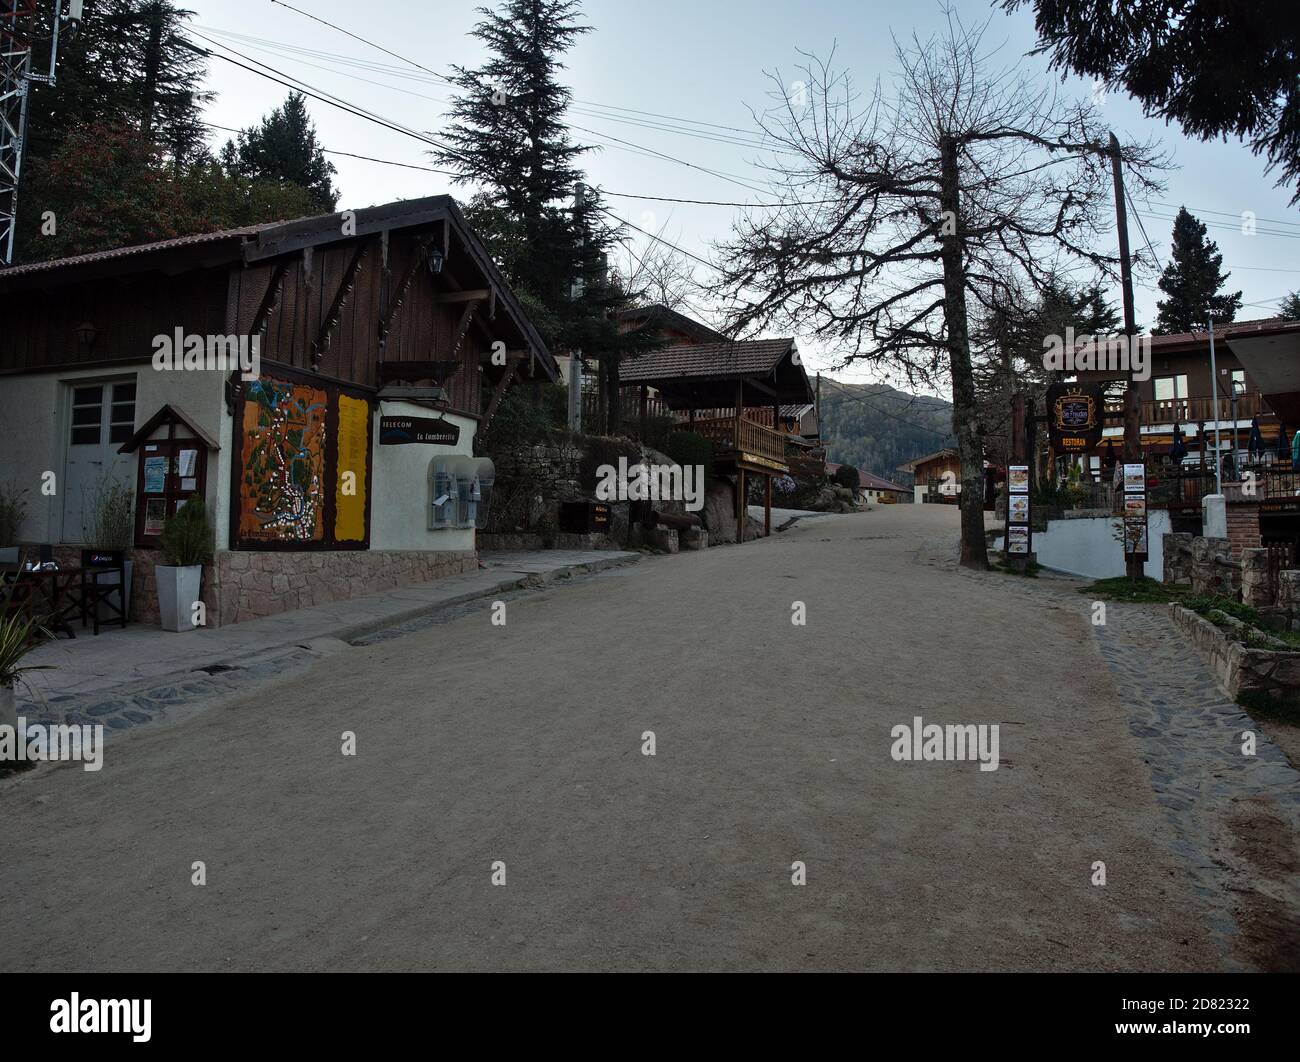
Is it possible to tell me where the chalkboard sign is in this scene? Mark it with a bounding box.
[379,416,460,446]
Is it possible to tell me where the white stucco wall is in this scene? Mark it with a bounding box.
[368,400,478,552]
[0,364,226,545]
[996,510,1170,580]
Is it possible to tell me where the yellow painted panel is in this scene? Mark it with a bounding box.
[335,394,369,542]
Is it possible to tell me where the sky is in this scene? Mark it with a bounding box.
[183,0,1300,393]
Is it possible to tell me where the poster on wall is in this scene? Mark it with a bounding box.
[1008,465,1029,493]
[143,456,168,493]
[1007,526,1030,554]
[334,393,370,543]
[1124,518,1149,556]
[238,378,329,543]
[143,498,167,536]
[1008,494,1030,522]
[1123,463,1146,493]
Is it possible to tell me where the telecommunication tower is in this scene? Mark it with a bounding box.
[1,1,82,264]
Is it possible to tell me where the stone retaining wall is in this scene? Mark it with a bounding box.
[1169,602,1300,698]
[211,549,477,627]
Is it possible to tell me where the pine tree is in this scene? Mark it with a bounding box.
[227,93,338,212]
[1154,208,1243,334]
[432,0,659,430]
[23,0,211,166]
[1279,291,1300,321]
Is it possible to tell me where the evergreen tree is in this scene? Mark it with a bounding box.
[23,0,211,166]
[227,92,338,212]
[432,0,658,431]
[1154,208,1243,334]
[1279,291,1300,321]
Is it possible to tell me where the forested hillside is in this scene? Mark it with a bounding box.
[818,381,954,484]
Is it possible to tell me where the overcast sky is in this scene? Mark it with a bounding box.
[184,0,1300,391]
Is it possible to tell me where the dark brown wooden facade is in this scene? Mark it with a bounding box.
[0,196,555,414]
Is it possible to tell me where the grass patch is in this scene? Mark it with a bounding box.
[1237,689,1300,725]
[1082,576,1187,603]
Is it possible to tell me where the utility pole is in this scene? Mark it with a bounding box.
[0,1,80,265]
[1109,132,1144,579]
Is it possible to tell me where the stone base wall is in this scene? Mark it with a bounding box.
[477,531,618,552]
[1163,532,1193,585]
[1170,602,1300,698]
[1189,536,1240,598]
[211,549,477,627]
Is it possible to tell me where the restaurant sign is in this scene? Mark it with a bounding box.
[1045,383,1105,454]
[379,416,461,446]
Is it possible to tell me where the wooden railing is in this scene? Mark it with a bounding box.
[693,415,789,468]
[1104,391,1270,426]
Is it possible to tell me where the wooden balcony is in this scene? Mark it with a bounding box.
[692,415,790,473]
[1104,391,1272,426]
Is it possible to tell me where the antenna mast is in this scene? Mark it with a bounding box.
[1,1,81,265]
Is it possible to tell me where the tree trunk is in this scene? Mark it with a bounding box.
[939,136,989,570]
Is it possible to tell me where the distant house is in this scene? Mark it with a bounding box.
[825,463,910,503]
[898,448,961,504]
[1073,317,1300,475]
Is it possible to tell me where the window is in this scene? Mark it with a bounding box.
[1230,369,1247,395]
[1153,375,1188,403]
[110,381,136,443]
[70,386,103,446]
[69,380,136,446]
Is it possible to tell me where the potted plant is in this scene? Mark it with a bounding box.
[155,499,213,633]
[0,583,54,746]
[83,476,136,621]
[0,480,28,565]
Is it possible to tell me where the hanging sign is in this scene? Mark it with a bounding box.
[379,416,460,446]
[1046,383,1105,454]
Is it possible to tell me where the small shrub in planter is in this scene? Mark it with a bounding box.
[0,480,28,563]
[156,500,214,632]
[0,582,54,755]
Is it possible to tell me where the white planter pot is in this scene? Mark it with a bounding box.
[0,682,15,733]
[156,564,202,632]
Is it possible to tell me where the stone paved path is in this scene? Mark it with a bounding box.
[926,535,1300,968]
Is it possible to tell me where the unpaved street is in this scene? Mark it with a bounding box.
[1,504,1290,971]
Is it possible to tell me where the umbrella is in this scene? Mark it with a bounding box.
[1248,417,1263,459]
[1278,421,1289,464]
[1101,437,1118,470]
[1171,422,1187,463]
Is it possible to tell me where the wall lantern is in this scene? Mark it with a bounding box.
[427,248,445,274]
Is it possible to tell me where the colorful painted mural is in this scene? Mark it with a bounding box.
[238,377,329,543]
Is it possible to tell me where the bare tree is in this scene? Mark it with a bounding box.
[612,220,705,313]
[713,14,1164,568]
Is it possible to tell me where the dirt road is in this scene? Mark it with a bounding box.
[0,505,1259,970]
